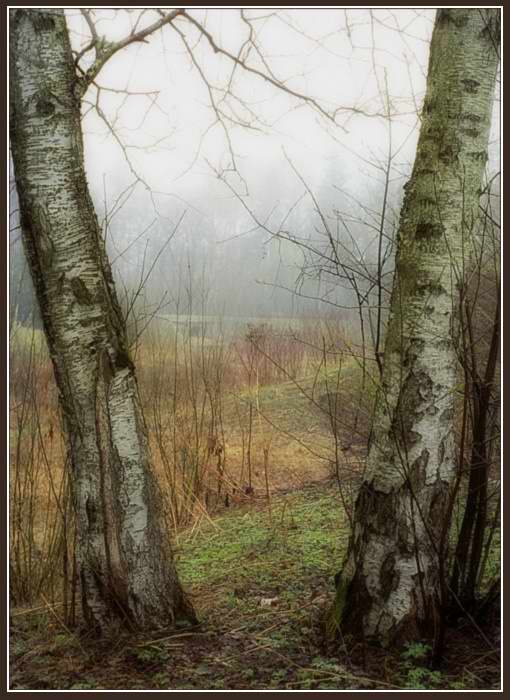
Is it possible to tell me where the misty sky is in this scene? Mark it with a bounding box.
[11,9,501,321]
[69,10,435,225]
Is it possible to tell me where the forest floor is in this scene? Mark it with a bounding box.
[9,480,500,691]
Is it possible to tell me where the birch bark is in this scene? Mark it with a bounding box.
[10,8,196,631]
[333,8,500,645]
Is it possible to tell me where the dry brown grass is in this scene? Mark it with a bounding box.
[9,315,367,609]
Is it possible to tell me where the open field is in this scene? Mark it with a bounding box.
[8,314,500,690]
[9,314,369,594]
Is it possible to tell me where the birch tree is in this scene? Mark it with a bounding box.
[9,8,350,632]
[9,8,199,632]
[331,8,500,645]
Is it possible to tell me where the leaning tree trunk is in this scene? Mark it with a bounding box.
[10,9,196,631]
[332,9,499,646]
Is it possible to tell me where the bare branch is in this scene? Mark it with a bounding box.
[81,9,185,88]
[180,9,349,130]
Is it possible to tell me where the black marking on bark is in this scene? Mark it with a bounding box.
[460,113,482,124]
[380,553,399,600]
[429,486,448,525]
[467,150,488,162]
[461,78,480,94]
[439,140,461,164]
[417,168,435,177]
[415,222,443,241]
[85,494,98,530]
[410,448,430,486]
[437,437,446,466]
[391,370,432,450]
[422,97,436,116]
[418,195,436,206]
[357,480,378,521]
[36,98,55,117]
[70,276,94,305]
[440,407,454,423]
[335,561,372,639]
[80,568,99,632]
[398,521,413,555]
[376,493,397,537]
[437,9,469,28]
[115,349,135,371]
[100,348,114,386]
[79,315,99,328]
[407,430,422,446]
[417,373,434,401]
[31,13,55,32]
[417,280,446,297]
[460,127,480,139]
[57,272,65,296]
[436,338,452,351]
[32,204,55,268]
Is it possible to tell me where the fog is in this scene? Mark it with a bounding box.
[10,8,500,325]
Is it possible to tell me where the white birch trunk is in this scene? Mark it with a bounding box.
[333,9,499,645]
[10,9,196,631]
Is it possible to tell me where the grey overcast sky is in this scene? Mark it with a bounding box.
[51,8,499,317]
[68,10,436,221]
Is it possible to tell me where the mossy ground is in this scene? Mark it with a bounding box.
[9,481,500,691]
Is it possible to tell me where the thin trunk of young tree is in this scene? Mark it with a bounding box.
[331,9,499,645]
[450,293,500,610]
[10,8,196,632]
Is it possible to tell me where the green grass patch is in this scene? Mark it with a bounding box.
[177,485,349,596]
